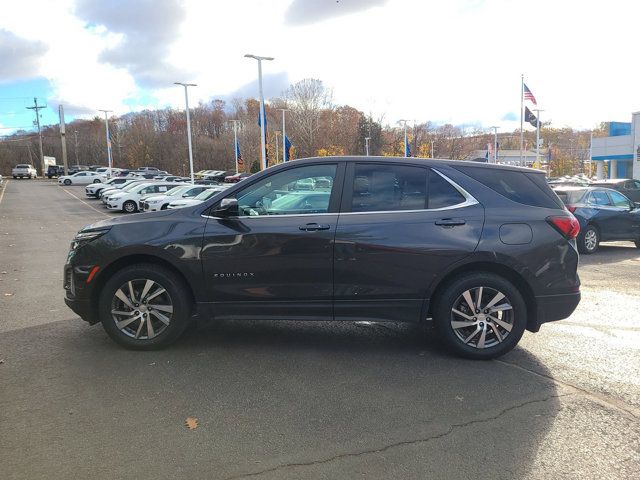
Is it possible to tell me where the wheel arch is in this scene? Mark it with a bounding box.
[426,261,538,332]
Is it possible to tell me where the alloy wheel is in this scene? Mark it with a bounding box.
[110,279,173,340]
[450,286,514,349]
[584,229,597,251]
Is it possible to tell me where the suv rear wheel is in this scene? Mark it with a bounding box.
[433,272,527,359]
[98,264,192,349]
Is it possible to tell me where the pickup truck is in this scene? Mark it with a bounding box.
[12,164,38,179]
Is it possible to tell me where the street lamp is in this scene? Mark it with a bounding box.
[98,109,113,177]
[365,137,371,156]
[489,126,499,163]
[398,119,409,157]
[245,54,274,170]
[174,82,197,183]
[279,108,289,162]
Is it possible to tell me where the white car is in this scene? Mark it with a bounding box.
[100,180,151,203]
[106,182,176,213]
[58,171,106,186]
[167,185,229,209]
[85,177,129,198]
[12,164,38,179]
[140,184,212,212]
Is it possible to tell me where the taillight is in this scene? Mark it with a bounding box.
[565,205,577,213]
[547,214,580,239]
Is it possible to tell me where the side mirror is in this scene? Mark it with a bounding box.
[213,197,239,217]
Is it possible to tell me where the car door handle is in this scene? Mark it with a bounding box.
[299,223,331,231]
[435,218,466,227]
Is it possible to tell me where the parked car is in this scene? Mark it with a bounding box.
[47,165,66,178]
[589,178,640,203]
[100,180,151,203]
[554,186,640,253]
[224,173,251,183]
[106,182,176,213]
[167,186,229,209]
[85,177,130,198]
[137,166,160,172]
[202,170,235,182]
[58,171,106,186]
[67,165,90,174]
[140,185,211,212]
[12,164,37,179]
[64,157,581,358]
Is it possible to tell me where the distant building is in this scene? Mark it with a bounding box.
[591,114,640,180]
[466,149,544,166]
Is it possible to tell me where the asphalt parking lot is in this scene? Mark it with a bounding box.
[1,179,639,480]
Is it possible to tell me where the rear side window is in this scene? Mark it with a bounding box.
[428,170,465,208]
[456,166,561,209]
[351,164,427,212]
[555,189,587,204]
[589,191,611,206]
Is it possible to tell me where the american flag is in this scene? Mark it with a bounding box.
[523,83,537,105]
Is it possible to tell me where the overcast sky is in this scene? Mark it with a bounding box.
[1,0,638,134]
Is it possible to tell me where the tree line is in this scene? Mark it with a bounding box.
[0,78,605,177]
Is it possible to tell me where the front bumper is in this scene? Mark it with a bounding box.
[64,265,100,324]
[530,291,581,331]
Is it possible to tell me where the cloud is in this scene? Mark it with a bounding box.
[74,0,189,88]
[502,112,518,121]
[285,0,387,26]
[0,30,47,83]
[223,72,291,102]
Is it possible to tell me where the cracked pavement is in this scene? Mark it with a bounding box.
[1,180,639,479]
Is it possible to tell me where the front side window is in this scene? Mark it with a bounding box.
[351,164,427,212]
[609,191,630,207]
[234,164,337,216]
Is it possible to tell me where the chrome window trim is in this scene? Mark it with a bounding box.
[202,167,479,219]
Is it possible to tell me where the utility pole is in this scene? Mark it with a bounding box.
[73,130,79,166]
[26,97,46,175]
[98,110,113,178]
[279,109,288,162]
[174,83,197,183]
[365,137,371,156]
[431,140,435,158]
[58,105,69,175]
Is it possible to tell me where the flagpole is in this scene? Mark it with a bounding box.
[279,109,288,162]
[398,119,408,156]
[520,74,524,166]
[534,109,543,169]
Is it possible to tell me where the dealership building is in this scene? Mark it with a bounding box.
[592,112,640,180]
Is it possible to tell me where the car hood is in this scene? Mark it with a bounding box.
[84,208,179,231]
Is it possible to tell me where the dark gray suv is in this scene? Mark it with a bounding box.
[64,157,581,359]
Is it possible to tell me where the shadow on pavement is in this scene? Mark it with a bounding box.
[1,318,560,480]
[579,243,640,266]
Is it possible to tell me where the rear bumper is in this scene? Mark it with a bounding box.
[530,291,581,331]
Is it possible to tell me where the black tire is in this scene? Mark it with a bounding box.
[123,200,137,213]
[161,204,169,210]
[99,263,192,349]
[93,179,101,184]
[577,224,599,254]
[63,179,72,186]
[12,176,16,179]
[433,272,527,360]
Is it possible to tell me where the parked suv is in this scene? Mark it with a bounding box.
[47,165,66,178]
[64,157,581,359]
[12,164,37,179]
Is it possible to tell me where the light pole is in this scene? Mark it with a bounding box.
[98,109,113,177]
[245,54,274,170]
[430,140,435,158]
[533,109,544,169]
[365,137,371,156]
[230,119,241,173]
[279,108,288,162]
[489,126,499,163]
[398,119,409,156]
[73,130,79,166]
[174,82,197,183]
[274,131,281,162]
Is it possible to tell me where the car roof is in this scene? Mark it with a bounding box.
[288,156,547,174]
[590,179,627,184]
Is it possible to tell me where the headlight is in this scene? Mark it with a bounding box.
[148,199,161,204]
[71,228,110,250]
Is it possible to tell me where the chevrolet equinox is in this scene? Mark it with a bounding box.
[64,157,581,359]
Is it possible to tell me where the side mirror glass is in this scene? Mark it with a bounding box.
[214,197,239,217]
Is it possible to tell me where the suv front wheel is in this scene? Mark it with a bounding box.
[98,264,192,349]
[433,273,527,359]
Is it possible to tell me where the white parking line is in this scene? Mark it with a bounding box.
[61,187,110,217]
[0,180,8,208]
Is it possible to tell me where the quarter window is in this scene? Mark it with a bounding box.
[351,164,427,212]
[589,191,611,206]
[234,164,337,216]
[428,170,466,209]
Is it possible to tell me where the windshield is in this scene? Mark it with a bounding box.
[121,182,149,192]
[164,186,189,196]
[194,188,221,200]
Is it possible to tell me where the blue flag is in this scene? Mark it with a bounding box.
[284,135,292,162]
[235,139,244,170]
[257,104,269,166]
[405,139,411,157]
